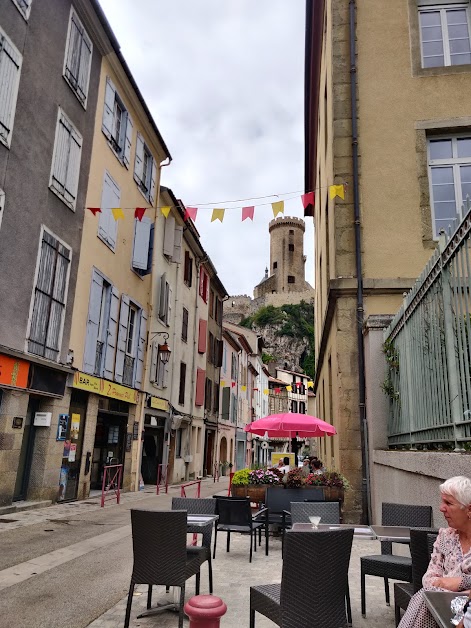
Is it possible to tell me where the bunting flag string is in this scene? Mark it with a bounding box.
[213,381,314,395]
[86,183,346,223]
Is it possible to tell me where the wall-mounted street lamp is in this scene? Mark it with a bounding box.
[150,331,171,364]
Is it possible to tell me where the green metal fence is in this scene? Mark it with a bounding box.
[384,216,471,450]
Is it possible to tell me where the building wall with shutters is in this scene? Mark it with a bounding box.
[0,0,101,360]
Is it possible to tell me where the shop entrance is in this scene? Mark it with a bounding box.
[58,390,87,502]
[204,429,215,476]
[91,403,128,490]
[141,415,165,485]
[13,397,40,501]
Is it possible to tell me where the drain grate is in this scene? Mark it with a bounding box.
[0,518,19,523]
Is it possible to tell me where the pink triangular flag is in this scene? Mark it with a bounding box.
[301,192,314,209]
[242,206,254,221]
[184,207,198,222]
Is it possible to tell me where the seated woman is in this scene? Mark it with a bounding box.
[399,475,471,628]
[310,459,324,475]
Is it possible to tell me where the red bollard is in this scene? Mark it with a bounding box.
[184,594,227,627]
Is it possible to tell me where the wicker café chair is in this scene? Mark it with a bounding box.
[250,528,354,628]
[124,510,201,628]
[213,496,268,562]
[360,503,432,616]
[393,528,439,626]
[172,497,216,593]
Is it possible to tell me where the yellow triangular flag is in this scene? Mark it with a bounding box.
[263,389,269,395]
[307,381,314,389]
[220,380,225,387]
[161,206,171,218]
[211,208,225,223]
[286,385,292,392]
[329,184,345,200]
[272,201,284,217]
[241,385,247,392]
[112,207,124,220]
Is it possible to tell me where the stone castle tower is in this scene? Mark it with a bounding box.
[224,216,314,324]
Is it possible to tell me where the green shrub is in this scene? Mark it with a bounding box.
[231,468,251,486]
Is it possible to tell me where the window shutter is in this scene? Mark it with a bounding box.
[184,251,190,282]
[195,368,206,406]
[149,158,157,205]
[132,217,151,270]
[64,126,82,208]
[199,268,205,298]
[166,286,173,326]
[134,308,147,389]
[115,295,130,383]
[172,226,183,263]
[0,31,22,146]
[179,362,187,404]
[163,215,175,256]
[158,273,167,320]
[134,132,144,185]
[198,319,207,353]
[102,76,116,140]
[123,112,133,168]
[216,339,223,367]
[104,286,119,379]
[150,340,158,384]
[222,387,230,421]
[83,270,103,374]
[77,30,92,104]
[98,172,120,249]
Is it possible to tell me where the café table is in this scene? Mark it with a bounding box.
[423,590,467,628]
[292,522,376,539]
[370,525,411,542]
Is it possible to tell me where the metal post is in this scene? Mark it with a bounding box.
[184,595,227,628]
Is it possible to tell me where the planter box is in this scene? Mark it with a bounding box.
[231,484,268,502]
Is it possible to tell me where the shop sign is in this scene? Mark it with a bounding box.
[149,396,169,411]
[73,372,138,404]
[0,353,29,389]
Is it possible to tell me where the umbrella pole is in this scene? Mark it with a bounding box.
[290,437,299,458]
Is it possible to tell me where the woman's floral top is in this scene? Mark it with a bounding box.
[423,527,471,591]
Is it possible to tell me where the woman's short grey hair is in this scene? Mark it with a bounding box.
[440,476,471,506]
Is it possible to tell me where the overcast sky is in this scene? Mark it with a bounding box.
[98,0,313,297]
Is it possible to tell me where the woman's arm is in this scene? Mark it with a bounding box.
[423,532,445,589]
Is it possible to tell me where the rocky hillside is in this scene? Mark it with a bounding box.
[239,301,314,378]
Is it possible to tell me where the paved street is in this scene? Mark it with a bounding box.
[0,479,398,627]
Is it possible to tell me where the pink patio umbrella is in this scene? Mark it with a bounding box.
[244,413,337,439]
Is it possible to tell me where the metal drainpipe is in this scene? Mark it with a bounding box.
[349,0,371,524]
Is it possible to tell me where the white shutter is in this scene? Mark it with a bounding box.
[150,341,158,384]
[123,112,133,168]
[172,226,183,263]
[134,132,144,185]
[77,30,92,105]
[98,172,120,249]
[104,286,119,379]
[83,271,103,374]
[149,158,157,205]
[166,286,173,327]
[64,126,82,209]
[163,215,175,257]
[0,30,22,147]
[132,217,151,270]
[115,295,130,383]
[158,273,167,320]
[134,309,147,389]
[102,76,116,140]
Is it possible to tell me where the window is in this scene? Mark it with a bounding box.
[132,218,153,275]
[163,216,183,262]
[49,108,83,210]
[419,4,471,68]
[102,77,133,167]
[205,378,212,412]
[134,132,157,204]
[231,354,237,381]
[175,428,182,458]
[0,26,21,148]
[199,267,209,302]
[27,229,71,361]
[11,0,32,19]
[158,273,172,325]
[291,400,298,413]
[273,262,277,270]
[288,275,295,284]
[98,171,120,250]
[198,319,207,353]
[209,290,215,318]
[195,368,206,406]
[151,343,168,388]
[289,229,294,235]
[178,362,187,405]
[115,296,147,388]
[213,383,220,415]
[299,401,306,414]
[428,135,471,235]
[184,251,193,286]
[83,269,119,378]
[208,332,214,363]
[215,298,223,324]
[182,307,189,342]
[289,244,294,252]
[63,8,93,107]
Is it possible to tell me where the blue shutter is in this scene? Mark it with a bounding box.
[149,158,157,205]
[98,172,120,249]
[64,126,82,209]
[163,215,175,256]
[123,112,133,168]
[83,270,103,374]
[133,132,144,185]
[102,76,115,140]
[104,286,119,380]
[114,295,129,383]
[132,217,152,270]
[134,309,147,389]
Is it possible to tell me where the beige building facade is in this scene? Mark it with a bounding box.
[305,0,471,521]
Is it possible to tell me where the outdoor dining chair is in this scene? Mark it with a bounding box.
[393,528,439,626]
[250,528,354,628]
[172,497,216,594]
[124,509,201,628]
[360,503,432,616]
[265,486,325,541]
[213,496,268,562]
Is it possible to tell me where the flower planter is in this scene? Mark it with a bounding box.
[231,484,267,503]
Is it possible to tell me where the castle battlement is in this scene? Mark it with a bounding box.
[269,216,306,233]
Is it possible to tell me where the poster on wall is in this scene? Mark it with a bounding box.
[68,444,77,462]
[63,440,71,458]
[56,414,69,441]
[270,452,296,468]
[58,466,68,501]
[70,414,80,440]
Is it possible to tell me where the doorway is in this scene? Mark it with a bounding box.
[13,397,40,501]
[204,430,215,476]
[58,390,87,502]
[141,415,164,485]
[91,410,128,490]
